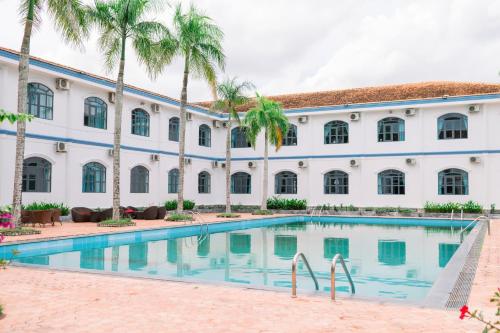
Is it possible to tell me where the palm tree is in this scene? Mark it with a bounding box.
[87,0,170,220]
[157,3,225,213]
[11,0,88,227]
[213,78,253,214]
[244,95,289,210]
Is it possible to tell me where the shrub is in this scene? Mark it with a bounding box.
[374,207,397,214]
[252,210,273,215]
[164,200,195,211]
[424,201,483,214]
[0,303,3,316]
[97,219,135,227]
[266,197,307,210]
[165,213,193,221]
[0,227,41,236]
[216,213,241,218]
[23,202,70,216]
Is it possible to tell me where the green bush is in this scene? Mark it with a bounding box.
[374,207,397,214]
[216,213,241,218]
[164,200,195,211]
[424,201,483,214]
[97,219,135,227]
[165,213,193,221]
[266,197,307,210]
[252,210,273,215]
[0,227,41,236]
[23,202,70,216]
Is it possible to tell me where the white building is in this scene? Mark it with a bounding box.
[1,46,499,209]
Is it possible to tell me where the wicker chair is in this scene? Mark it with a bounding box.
[51,209,62,226]
[157,206,166,219]
[31,210,53,227]
[99,208,113,221]
[71,207,93,222]
[21,210,34,226]
[135,206,159,220]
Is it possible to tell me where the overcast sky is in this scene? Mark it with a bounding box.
[1,0,500,102]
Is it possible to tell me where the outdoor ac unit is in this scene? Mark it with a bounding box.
[211,161,219,168]
[298,116,308,124]
[220,162,227,168]
[468,104,481,113]
[108,149,114,157]
[108,92,116,104]
[151,103,160,113]
[186,113,192,121]
[405,108,417,116]
[222,121,230,128]
[298,160,308,168]
[470,156,481,164]
[212,120,221,128]
[55,78,70,90]
[248,161,257,168]
[349,112,360,121]
[55,142,67,153]
[184,158,192,165]
[151,154,160,162]
[406,158,416,165]
[350,159,359,167]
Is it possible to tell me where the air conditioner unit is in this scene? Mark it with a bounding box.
[55,78,70,90]
[406,158,416,165]
[220,162,227,168]
[349,159,359,167]
[108,149,114,157]
[470,156,481,164]
[468,104,481,113]
[212,120,221,128]
[55,142,67,153]
[184,158,192,165]
[298,116,308,124]
[298,160,308,168]
[151,103,160,113]
[186,113,192,121]
[222,121,230,128]
[349,112,360,121]
[211,161,219,168]
[405,108,417,116]
[108,92,116,104]
[248,161,257,168]
[151,154,160,162]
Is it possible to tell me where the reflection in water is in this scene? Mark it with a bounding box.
[14,221,465,302]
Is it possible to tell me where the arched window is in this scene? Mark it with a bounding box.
[438,168,469,195]
[378,117,405,142]
[84,97,107,129]
[275,171,297,194]
[169,117,179,142]
[282,124,297,146]
[198,171,211,193]
[231,127,251,148]
[168,168,179,193]
[82,162,106,193]
[28,83,54,119]
[324,170,348,194]
[130,166,149,193]
[378,169,405,195]
[438,113,468,140]
[198,124,211,147]
[324,121,348,144]
[22,157,51,192]
[231,172,251,194]
[131,109,150,137]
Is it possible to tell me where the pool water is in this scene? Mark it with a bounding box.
[1,217,469,302]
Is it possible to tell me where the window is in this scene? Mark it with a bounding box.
[378,169,405,195]
[324,238,349,259]
[198,124,211,147]
[22,157,51,192]
[282,124,297,146]
[168,168,179,193]
[378,240,406,266]
[169,117,180,142]
[274,235,297,259]
[275,171,297,194]
[131,109,150,136]
[82,162,106,193]
[198,171,211,193]
[231,172,251,194]
[324,170,348,194]
[84,97,107,129]
[438,168,469,195]
[378,117,405,142]
[324,121,348,144]
[28,83,54,119]
[438,113,468,140]
[130,166,149,193]
[231,127,251,148]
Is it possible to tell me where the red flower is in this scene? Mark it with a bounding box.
[459,305,469,319]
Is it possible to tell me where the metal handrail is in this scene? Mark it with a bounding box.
[291,252,319,297]
[459,215,488,243]
[331,254,355,300]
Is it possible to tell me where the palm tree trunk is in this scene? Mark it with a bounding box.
[177,55,189,213]
[225,119,231,213]
[11,8,34,227]
[112,36,126,221]
[261,129,269,210]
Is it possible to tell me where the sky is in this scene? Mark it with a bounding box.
[1,0,500,102]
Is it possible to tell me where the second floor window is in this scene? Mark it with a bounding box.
[231,127,251,148]
[84,97,107,129]
[199,124,211,147]
[324,121,349,144]
[438,113,468,140]
[378,117,405,142]
[28,83,54,120]
[282,124,297,146]
[131,109,150,137]
[169,117,180,142]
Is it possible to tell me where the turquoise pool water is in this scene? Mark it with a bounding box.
[0,216,470,302]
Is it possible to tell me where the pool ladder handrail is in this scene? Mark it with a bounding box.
[291,252,319,297]
[330,253,355,300]
[459,215,489,243]
[183,211,209,247]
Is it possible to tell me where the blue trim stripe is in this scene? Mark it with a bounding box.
[1,129,499,162]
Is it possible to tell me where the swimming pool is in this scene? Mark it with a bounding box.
[0,216,472,303]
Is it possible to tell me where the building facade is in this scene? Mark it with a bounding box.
[1,47,499,209]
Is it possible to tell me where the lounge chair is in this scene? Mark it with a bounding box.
[157,206,166,219]
[135,206,159,220]
[71,207,93,222]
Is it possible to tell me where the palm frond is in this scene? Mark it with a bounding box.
[47,0,89,47]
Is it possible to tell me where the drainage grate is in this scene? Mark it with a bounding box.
[445,222,487,309]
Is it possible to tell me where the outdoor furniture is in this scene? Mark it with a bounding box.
[30,210,53,227]
[71,207,93,222]
[51,209,62,226]
[135,206,159,220]
[157,206,166,219]
[21,210,34,226]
